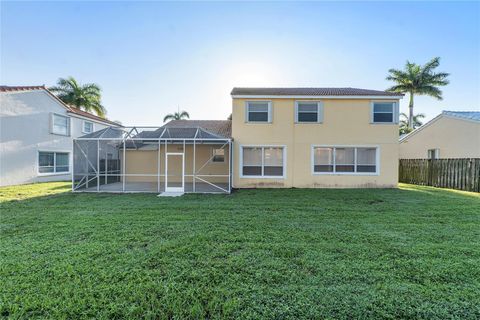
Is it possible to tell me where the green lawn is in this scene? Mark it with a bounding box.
[1,183,479,319]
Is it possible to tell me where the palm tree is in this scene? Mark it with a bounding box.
[386,57,449,129]
[399,112,425,135]
[163,110,190,123]
[50,77,106,117]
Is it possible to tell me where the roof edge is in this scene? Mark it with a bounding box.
[399,110,479,142]
[231,94,404,99]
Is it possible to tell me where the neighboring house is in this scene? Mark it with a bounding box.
[399,111,480,159]
[0,85,120,187]
[72,87,403,193]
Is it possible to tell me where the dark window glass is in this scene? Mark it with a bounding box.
[335,165,355,172]
[314,165,334,172]
[373,113,393,123]
[243,166,262,176]
[39,152,55,173]
[373,103,393,113]
[298,112,318,122]
[212,149,225,162]
[264,166,283,176]
[356,165,376,173]
[248,112,268,122]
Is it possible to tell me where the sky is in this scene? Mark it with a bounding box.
[1,1,479,125]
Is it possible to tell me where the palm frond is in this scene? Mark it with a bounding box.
[49,77,106,117]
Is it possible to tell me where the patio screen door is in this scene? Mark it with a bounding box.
[165,153,184,192]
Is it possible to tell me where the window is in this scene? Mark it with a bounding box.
[295,101,323,123]
[335,148,355,172]
[356,148,377,172]
[313,147,333,172]
[83,121,94,133]
[372,102,396,123]
[246,101,271,122]
[313,146,378,174]
[38,152,70,174]
[428,149,439,159]
[212,148,225,162]
[51,114,70,135]
[242,146,284,177]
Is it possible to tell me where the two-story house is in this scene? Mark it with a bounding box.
[71,87,403,193]
[0,86,120,187]
[231,88,403,188]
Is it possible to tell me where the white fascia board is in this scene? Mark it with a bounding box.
[67,112,119,127]
[231,95,404,100]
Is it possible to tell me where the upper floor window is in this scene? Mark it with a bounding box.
[246,101,271,123]
[38,151,70,174]
[313,146,378,174]
[51,113,70,136]
[295,101,323,123]
[371,102,397,123]
[83,121,94,133]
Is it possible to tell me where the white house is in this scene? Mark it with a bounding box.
[0,85,120,187]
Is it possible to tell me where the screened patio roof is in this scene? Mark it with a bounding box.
[78,126,231,141]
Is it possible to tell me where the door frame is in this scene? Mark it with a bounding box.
[165,152,185,192]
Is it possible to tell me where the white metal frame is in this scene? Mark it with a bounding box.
[72,126,232,194]
[311,144,380,176]
[165,152,185,192]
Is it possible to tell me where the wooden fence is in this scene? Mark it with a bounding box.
[399,158,480,192]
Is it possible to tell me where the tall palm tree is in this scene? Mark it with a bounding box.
[399,112,425,135]
[163,110,190,123]
[50,77,106,117]
[386,57,449,129]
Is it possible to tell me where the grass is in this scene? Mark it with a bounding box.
[0,182,479,319]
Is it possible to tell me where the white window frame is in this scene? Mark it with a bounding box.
[37,150,71,176]
[427,148,439,159]
[239,145,287,179]
[211,147,225,163]
[245,101,272,123]
[82,120,94,134]
[50,113,71,136]
[311,145,380,176]
[370,101,399,124]
[295,101,324,123]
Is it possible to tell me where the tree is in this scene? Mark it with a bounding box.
[386,57,449,129]
[50,77,106,117]
[399,112,425,135]
[163,110,190,123]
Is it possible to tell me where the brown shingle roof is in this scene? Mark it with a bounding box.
[0,85,46,92]
[1,85,120,126]
[67,107,121,126]
[162,120,231,138]
[231,87,403,97]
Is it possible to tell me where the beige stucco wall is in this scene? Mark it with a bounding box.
[399,116,480,159]
[232,98,400,188]
[121,144,229,183]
